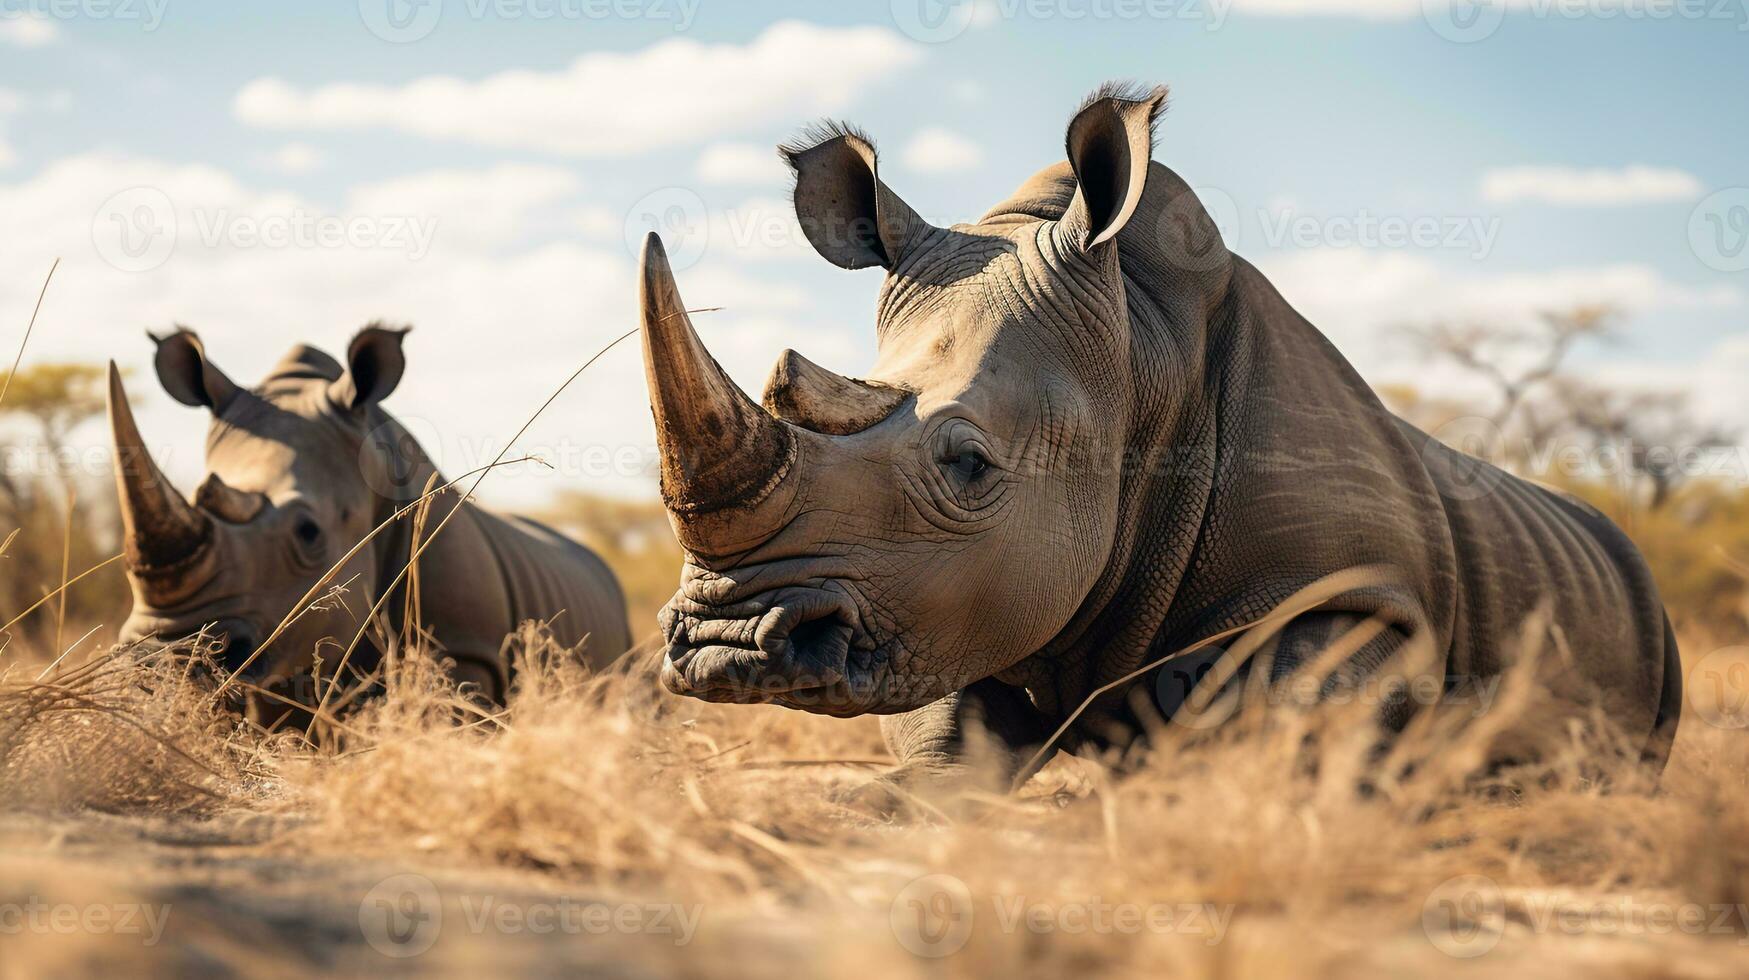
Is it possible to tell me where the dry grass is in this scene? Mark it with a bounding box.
[1,613,1747,979]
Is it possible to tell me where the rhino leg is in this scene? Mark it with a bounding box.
[856,678,1052,812]
[444,651,508,706]
[1259,611,1422,733]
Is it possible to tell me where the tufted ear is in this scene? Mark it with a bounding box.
[151,328,240,412]
[1061,83,1168,251]
[780,125,933,271]
[330,323,410,413]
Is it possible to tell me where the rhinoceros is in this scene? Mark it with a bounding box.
[111,324,632,704]
[641,83,1682,786]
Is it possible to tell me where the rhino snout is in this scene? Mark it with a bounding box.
[658,585,872,715]
[210,618,266,680]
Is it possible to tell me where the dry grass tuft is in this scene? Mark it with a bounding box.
[1,617,1747,977]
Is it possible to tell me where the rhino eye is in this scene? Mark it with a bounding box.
[294,517,323,548]
[945,450,989,480]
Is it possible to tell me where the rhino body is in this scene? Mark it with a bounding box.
[638,84,1680,785]
[112,326,631,703]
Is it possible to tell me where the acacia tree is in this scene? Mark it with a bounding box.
[1554,380,1737,511]
[1407,305,1734,511]
[1410,305,1615,431]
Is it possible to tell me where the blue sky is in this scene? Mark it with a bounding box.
[1,0,1745,505]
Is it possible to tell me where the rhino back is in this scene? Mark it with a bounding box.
[466,507,632,667]
[1134,255,1667,746]
[1412,424,1671,742]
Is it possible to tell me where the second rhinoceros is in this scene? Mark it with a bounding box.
[113,325,631,704]
[640,83,1681,786]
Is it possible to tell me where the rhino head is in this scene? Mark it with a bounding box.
[113,324,420,687]
[649,84,1231,717]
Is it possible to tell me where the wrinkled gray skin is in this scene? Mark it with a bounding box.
[642,83,1681,788]
[113,325,631,706]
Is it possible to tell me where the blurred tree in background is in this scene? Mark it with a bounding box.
[0,363,129,655]
[540,489,683,636]
[1395,304,1748,642]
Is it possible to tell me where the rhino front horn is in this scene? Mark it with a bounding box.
[108,362,213,583]
[639,233,796,523]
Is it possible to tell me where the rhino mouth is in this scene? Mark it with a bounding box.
[657,584,889,717]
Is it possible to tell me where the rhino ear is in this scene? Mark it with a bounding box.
[331,323,410,413]
[151,328,240,412]
[1062,83,1168,250]
[781,125,931,271]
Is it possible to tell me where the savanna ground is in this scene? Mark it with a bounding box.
[5,314,1749,977]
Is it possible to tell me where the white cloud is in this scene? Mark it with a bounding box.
[0,139,14,169]
[695,142,782,185]
[572,205,622,240]
[1480,165,1704,206]
[0,14,60,47]
[264,142,326,175]
[0,153,842,506]
[0,88,23,114]
[234,21,920,158]
[900,127,984,174]
[347,163,582,248]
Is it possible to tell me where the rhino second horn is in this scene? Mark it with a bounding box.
[108,362,213,575]
[195,472,266,524]
[762,350,907,436]
[638,232,796,516]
